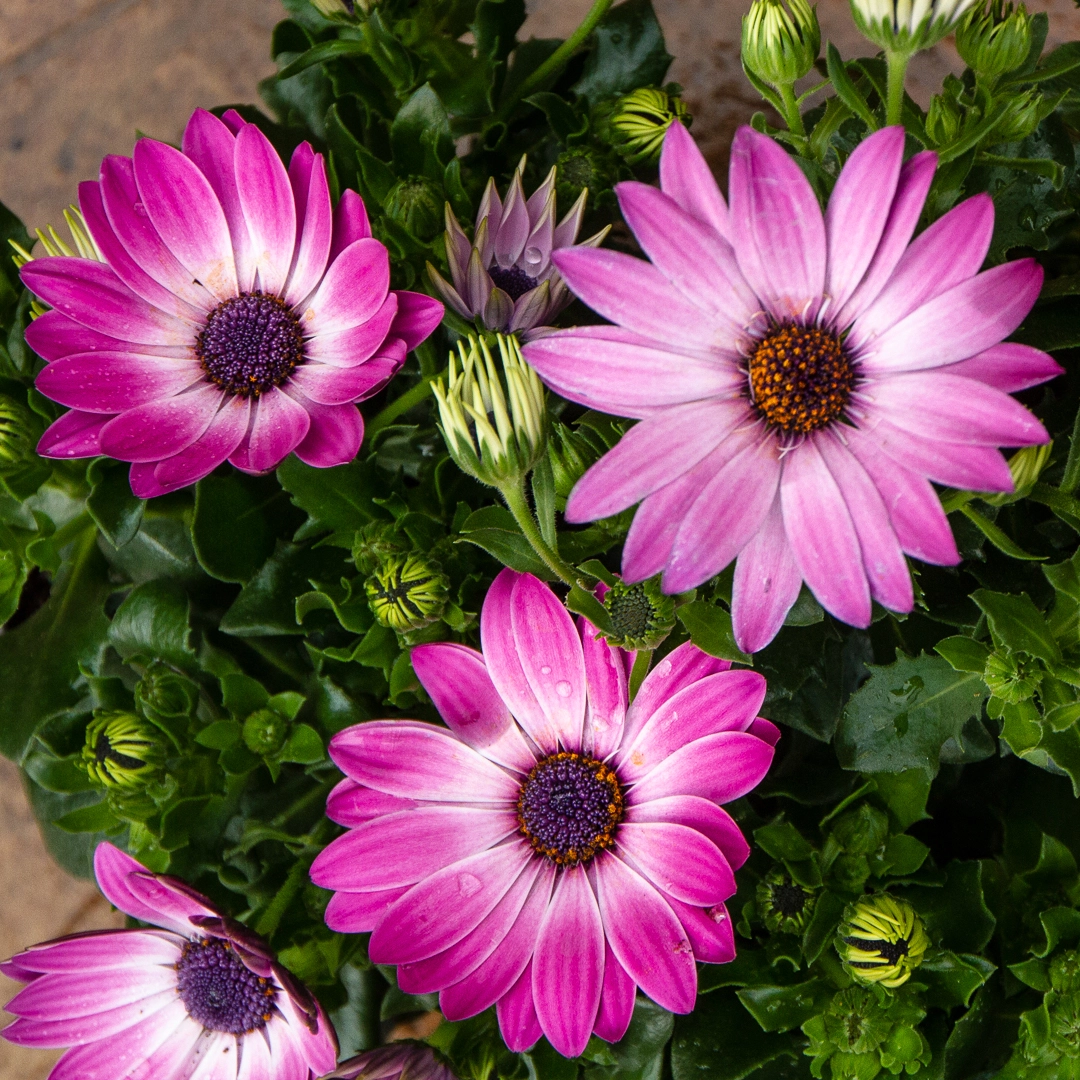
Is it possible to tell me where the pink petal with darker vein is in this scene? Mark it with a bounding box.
[99,382,224,463]
[942,342,1062,392]
[152,395,252,492]
[659,122,730,238]
[229,387,310,473]
[497,961,543,1052]
[593,945,636,1044]
[235,124,297,297]
[37,352,200,413]
[38,410,112,458]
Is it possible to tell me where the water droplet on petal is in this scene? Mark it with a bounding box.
[555,680,572,698]
[659,710,677,731]
[134,201,148,217]
[457,873,482,897]
[540,665,551,675]
[655,659,673,678]
[673,939,693,955]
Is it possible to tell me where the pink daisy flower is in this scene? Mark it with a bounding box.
[1,842,338,1080]
[22,108,443,498]
[310,569,778,1059]
[522,124,1060,653]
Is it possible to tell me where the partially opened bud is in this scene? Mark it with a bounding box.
[82,711,164,791]
[838,894,929,989]
[850,0,978,55]
[601,577,676,651]
[956,0,1033,82]
[365,552,449,632]
[758,869,818,934]
[325,1043,456,1080]
[384,177,444,242]
[607,87,691,166]
[742,0,821,87]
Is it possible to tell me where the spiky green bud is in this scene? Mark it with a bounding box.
[993,87,1046,142]
[758,869,819,934]
[82,711,164,791]
[925,90,965,146]
[600,577,675,651]
[956,1,1033,83]
[384,177,444,242]
[984,650,1040,704]
[742,0,821,88]
[606,87,691,167]
[838,894,929,989]
[433,334,547,489]
[554,147,615,212]
[0,395,38,469]
[849,0,978,56]
[365,552,450,633]
[243,708,291,756]
[308,0,371,19]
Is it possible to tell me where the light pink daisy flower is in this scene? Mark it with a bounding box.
[427,161,608,335]
[1,842,337,1080]
[22,108,443,498]
[310,569,778,1059]
[523,124,1060,653]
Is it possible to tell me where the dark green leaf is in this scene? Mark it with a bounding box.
[934,635,991,674]
[86,462,144,548]
[277,723,325,764]
[972,588,1060,662]
[824,44,878,132]
[391,85,454,178]
[221,673,270,718]
[277,39,368,80]
[801,890,846,965]
[783,587,824,627]
[677,601,752,664]
[457,506,551,578]
[53,799,120,834]
[195,720,242,749]
[754,820,816,863]
[871,770,932,831]
[584,998,673,1080]
[108,581,196,671]
[959,505,1044,561]
[737,980,834,1034]
[22,747,94,793]
[917,952,996,1010]
[278,456,383,543]
[193,473,284,583]
[903,860,996,953]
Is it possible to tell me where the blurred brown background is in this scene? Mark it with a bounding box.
[1,1,1079,1078]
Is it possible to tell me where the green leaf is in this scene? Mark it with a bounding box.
[1032,905,1080,958]
[902,861,996,953]
[571,0,674,107]
[277,723,325,764]
[108,581,196,671]
[677,601,752,664]
[391,84,454,178]
[524,92,588,142]
[221,673,270,718]
[934,635,991,674]
[194,720,242,749]
[801,890,847,965]
[531,455,557,549]
[880,834,929,877]
[958,505,1044,561]
[737,980,834,1034]
[277,456,383,543]
[1044,548,1080,603]
[871,770,932,831]
[835,652,989,779]
[0,528,112,761]
[193,473,285,583]
[86,462,144,548]
[276,38,368,79]
[825,44,878,131]
[754,820,816,863]
[783,587,824,627]
[584,998,673,1080]
[457,506,551,578]
[972,588,1060,662]
[22,747,94,794]
[917,952,996,1010]
[53,799,120,834]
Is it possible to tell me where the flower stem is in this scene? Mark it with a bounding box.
[885,49,910,127]
[628,649,653,700]
[499,477,578,587]
[365,374,439,441]
[496,0,614,122]
[778,82,806,136]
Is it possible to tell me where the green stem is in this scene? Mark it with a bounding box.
[365,375,438,440]
[499,477,578,587]
[254,859,308,939]
[884,49,910,127]
[243,639,309,687]
[778,82,806,136]
[628,649,653,701]
[496,0,615,121]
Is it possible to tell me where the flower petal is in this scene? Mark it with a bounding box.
[659,122,730,239]
[618,822,735,906]
[38,410,112,459]
[26,310,187,363]
[285,152,332,307]
[593,945,636,1044]
[6,966,179,1021]
[305,294,397,367]
[668,898,736,963]
[37,352,201,413]
[99,383,223,463]
[626,795,751,870]
[301,238,390,335]
[289,343,404,406]
[323,887,409,934]
[329,189,372,265]
[580,618,628,762]
[942,342,1063,392]
[533,865,604,1059]
[6,930,180,976]
[410,642,536,772]
[1,990,181,1047]
[389,290,444,351]
[229,387,311,473]
[497,961,543,1053]
[288,392,364,468]
[152,396,251,493]
[325,779,416,826]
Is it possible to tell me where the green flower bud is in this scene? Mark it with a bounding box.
[925,90,965,146]
[384,177,444,243]
[433,334,548,489]
[82,711,164,791]
[605,87,691,167]
[548,422,594,502]
[850,0,978,56]
[758,869,819,934]
[984,650,1040,704]
[993,87,1045,142]
[838,894,929,989]
[365,552,450,632]
[553,147,615,212]
[308,0,371,18]
[0,395,38,469]
[832,804,890,856]
[956,1,1033,83]
[1052,951,1080,995]
[242,708,291,756]
[983,441,1052,505]
[135,664,196,721]
[742,0,821,88]
[600,577,676,651]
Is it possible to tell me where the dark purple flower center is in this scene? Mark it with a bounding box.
[490,265,539,302]
[517,751,623,866]
[197,292,304,398]
[176,938,275,1034]
[748,323,855,434]
[769,877,810,918]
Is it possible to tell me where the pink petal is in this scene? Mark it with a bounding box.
[618,822,735,906]
[152,396,251,492]
[182,108,257,291]
[229,387,310,473]
[285,152,332,307]
[6,966,179,1021]
[566,399,748,523]
[367,842,533,964]
[817,431,912,613]
[626,795,750,870]
[37,352,200,413]
[389,290,444,351]
[497,961,543,1053]
[329,189,372,265]
[750,718,781,745]
[669,898,736,963]
[129,462,169,499]
[494,173,529,269]
[728,125,826,321]
[235,124,297,297]
[309,806,517,891]
[524,327,743,419]
[133,138,238,301]
[325,780,415,826]
[659,122,730,238]
[532,865,604,1058]
[851,193,994,348]
[663,436,781,594]
[627,731,775,806]
[942,342,1063,392]
[780,439,871,628]
[324,887,409,933]
[38,410,111,459]
[594,853,697,1013]
[21,258,191,347]
[26,310,188,363]
[863,259,1043,374]
[289,344,404,406]
[288,391,364,468]
[301,238,389,335]
[115,1017,205,1080]
[5,931,180,976]
[328,720,519,803]
[579,617,628,761]
[1,990,181,1047]
[731,495,803,654]
[824,127,905,315]
[593,945,636,1044]
[99,382,223,463]
[305,295,397,367]
[235,1023,273,1080]
[410,642,536,772]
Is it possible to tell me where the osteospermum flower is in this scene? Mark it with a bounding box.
[325,1044,456,1080]
[523,123,1059,652]
[22,108,443,497]
[427,160,608,334]
[311,568,778,1058]
[1,842,337,1080]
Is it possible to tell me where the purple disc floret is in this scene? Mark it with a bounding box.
[22,108,444,498]
[310,568,779,1059]
[522,122,1061,653]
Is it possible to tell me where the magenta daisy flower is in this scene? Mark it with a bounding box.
[22,108,443,497]
[522,124,1060,653]
[427,161,608,335]
[310,569,778,1059]
[1,842,337,1080]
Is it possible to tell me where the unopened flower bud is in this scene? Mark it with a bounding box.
[365,552,449,632]
[243,708,290,756]
[433,334,548,489]
[384,177,444,242]
[742,0,821,88]
[993,87,1045,142]
[1051,951,1080,994]
[0,395,38,468]
[838,894,929,989]
[554,147,615,211]
[984,650,1040,703]
[956,1,1033,83]
[548,423,595,502]
[135,664,196,721]
[601,577,675,651]
[82,711,164,791]
[606,87,691,167]
[326,1043,456,1080]
[926,89,965,145]
[308,0,370,19]
[850,0,978,55]
[758,869,818,934]
[831,803,889,855]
